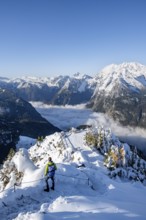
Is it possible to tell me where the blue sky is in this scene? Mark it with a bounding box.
[0,0,146,78]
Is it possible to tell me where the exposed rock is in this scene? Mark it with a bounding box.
[0,89,60,163]
[89,62,146,128]
[0,74,96,105]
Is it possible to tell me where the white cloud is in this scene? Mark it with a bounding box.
[31,102,146,155]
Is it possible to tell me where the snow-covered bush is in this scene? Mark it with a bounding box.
[0,148,24,191]
[104,144,146,183]
[36,136,44,146]
[85,126,146,184]
[85,126,115,154]
[85,131,97,147]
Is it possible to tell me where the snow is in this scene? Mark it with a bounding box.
[0,132,146,219]
[95,62,146,94]
[136,75,146,86]
[0,104,146,220]
[78,81,87,92]
[16,136,36,150]
[13,149,36,173]
[6,73,95,91]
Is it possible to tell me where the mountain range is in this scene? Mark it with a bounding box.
[0,62,146,162]
[1,62,146,129]
[0,73,96,105]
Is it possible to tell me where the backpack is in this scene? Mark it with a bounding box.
[48,162,56,177]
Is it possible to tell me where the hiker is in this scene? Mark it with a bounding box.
[44,157,57,192]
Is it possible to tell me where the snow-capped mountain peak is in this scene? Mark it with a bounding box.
[0,73,96,105]
[95,62,146,93]
[90,62,146,129]
[73,72,92,80]
[100,62,146,76]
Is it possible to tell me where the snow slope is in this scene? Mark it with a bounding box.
[4,73,95,92]
[0,128,146,220]
[94,62,146,94]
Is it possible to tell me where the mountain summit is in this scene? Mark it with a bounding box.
[89,62,146,128]
[95,62,146,93]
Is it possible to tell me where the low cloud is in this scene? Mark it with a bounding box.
[32,103,146,155]
[91,112,146,154]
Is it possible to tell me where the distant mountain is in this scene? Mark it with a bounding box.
[0,89,60,163]
[89,62,146,128]
[0,73,96,105]
[1,62,146,129]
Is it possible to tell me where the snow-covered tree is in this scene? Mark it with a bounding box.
[0,148,23,191]
[85,126,146,184]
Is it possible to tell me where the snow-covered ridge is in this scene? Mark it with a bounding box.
[1,62,146,90]
[1,62,146,102]
[6,73,94,88]
[0,73,96,105]
[8,62,146,94]
[0,126,146,220]
[95,62,146,93]
[100,62,146,76]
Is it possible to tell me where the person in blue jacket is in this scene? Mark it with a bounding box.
[44,156,57,192]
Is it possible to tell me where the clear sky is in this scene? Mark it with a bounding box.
[0,0,146,78]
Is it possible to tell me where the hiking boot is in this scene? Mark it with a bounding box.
[44,188,49,192]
